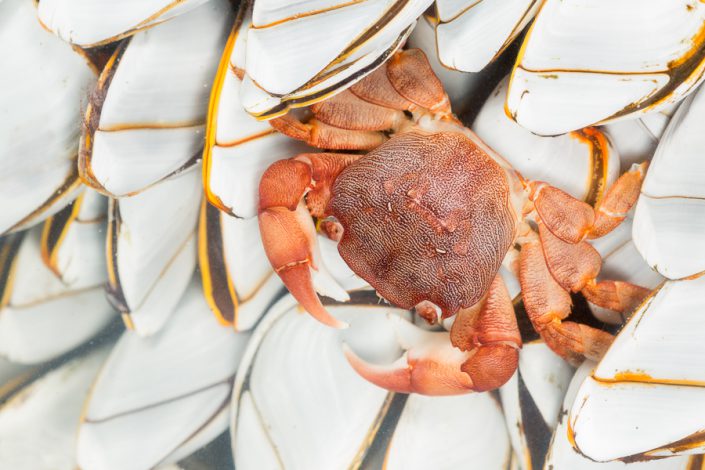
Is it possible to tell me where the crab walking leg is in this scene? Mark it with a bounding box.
[258,153,360,328]
[539,221,651,313]
[269,113,386,151]
[386,48,451,115]
[345,276,521,395]
[581,280,651,314]
[528,182,595,244]
[269,48,454,152]
[538,222,602,293]
[349,48,450,115]
[309,90,407,131]
[519,241,613,366]
[539,220,651,311]
[349,65,416,110]
[529,162,648,244]
[532,163,651,313]
[589,162,647,238]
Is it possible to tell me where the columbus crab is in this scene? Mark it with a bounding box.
[5,0,705,468]
[257,48,649,395]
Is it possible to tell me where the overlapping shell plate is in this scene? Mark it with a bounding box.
[2,0,705,469]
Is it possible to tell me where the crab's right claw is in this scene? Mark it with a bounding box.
[258,160,347,329]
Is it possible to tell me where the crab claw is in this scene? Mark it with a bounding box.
[344,316,505,395]
[258,160,349,329]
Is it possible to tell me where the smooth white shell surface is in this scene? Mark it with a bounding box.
[77,281,248,470]
[499,341,573,470]
[111,168,201,335]
[571,275,705,461]
[37,0,210,46]
[384,393,511,470]
[87,0,232,197]
[474,76,620,201]
[0,228,114,364]
[436,0,539,72]
[633,86,705,280]
[546,362,692,470]
[507,0,705,136]
[0,0,94,234]
[0,346,110,470]
[43,189,108,289]
[232,295,410,470]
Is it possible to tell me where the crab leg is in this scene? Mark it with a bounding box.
[581,280,651,314]
[269,113,385,150]
[531,161,651,318]
[268,48,453,152]
[310,89,406,131]
[349,65,416,111]
[538,221,602,293]
[539,220,651,308]
[529,162,648,244]
[520,240,613,365]
[589,162,647,238]
[350,49,452,116]
[528,182,595,244]
[386,48,451,115]
[258,154,359,328]
[345,276,521,395]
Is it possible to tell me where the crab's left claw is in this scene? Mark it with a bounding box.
[343,329,474,396]
[258,159,349,329]
[344,311,519,395]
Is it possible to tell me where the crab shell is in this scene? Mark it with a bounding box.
[330,128,523,317]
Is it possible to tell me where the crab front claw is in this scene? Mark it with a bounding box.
[344,314,519,395]
[258,159,349,329]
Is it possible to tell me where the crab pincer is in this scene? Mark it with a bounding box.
[258,153,363,329]
[345,274,522,394]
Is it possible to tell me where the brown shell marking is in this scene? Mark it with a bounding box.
[331,130,515,317]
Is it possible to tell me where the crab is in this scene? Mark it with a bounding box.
[257,48,650,395]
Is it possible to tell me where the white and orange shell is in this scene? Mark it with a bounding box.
[507,0,705,136]
[570,274,705,462]
[240,0,432,119]
[77,280,250,470]
[633,83,705,280]
[37,0,211,47]
[79,0,232,198]
[0,227,114,364]
[0,0,93,235]
[435,0,539,73]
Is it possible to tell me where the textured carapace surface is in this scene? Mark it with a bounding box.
[331,130,516,317]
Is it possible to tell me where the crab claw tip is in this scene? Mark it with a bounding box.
[302,300,349,329]
[343,344,413,393]
[344,333,478,395]
[279,264,348,329]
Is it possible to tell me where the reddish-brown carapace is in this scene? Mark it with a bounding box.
[257,48,649,395]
